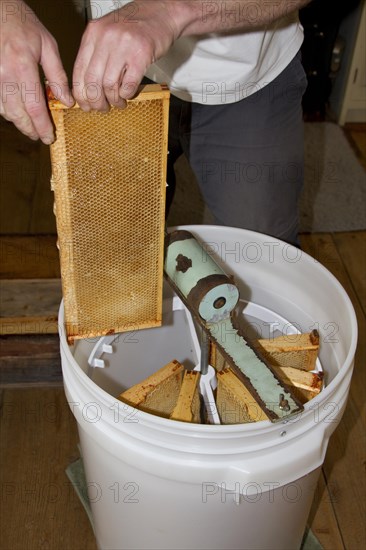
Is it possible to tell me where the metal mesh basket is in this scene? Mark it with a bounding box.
[49,85,170,342]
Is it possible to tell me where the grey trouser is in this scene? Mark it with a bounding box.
[164,51,308,245]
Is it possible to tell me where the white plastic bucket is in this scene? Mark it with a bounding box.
[60,226,357,550]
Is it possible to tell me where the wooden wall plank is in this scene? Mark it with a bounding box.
[0,335,62,386]
[0,121,45,234]
[0,316,59,336]
[0,236,60,279]
[0,279,62,317]
[0,238,62,384]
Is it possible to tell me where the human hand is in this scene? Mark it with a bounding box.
[0,0,74,143]
[72,1,180,111]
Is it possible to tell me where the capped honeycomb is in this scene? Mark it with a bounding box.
[49,85,170,342]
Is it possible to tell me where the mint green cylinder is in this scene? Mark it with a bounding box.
[164,230,239,323]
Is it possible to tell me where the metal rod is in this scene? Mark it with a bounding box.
[200,329,210,376]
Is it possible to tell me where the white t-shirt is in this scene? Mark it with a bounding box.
[89,1,304,105]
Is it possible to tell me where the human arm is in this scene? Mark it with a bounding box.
[73,0,311,111]
[0,0,74,143]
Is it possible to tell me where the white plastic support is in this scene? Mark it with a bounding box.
[88,335,118,369]
[195,364,221,425]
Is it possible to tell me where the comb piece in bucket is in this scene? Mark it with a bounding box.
[210,331,319,373]
[170,370,201,423]
[118,359,184,418]
[252,330,320,371]
[209,340,229,372]
[49,85,170,342]
[216,368,270,424]
[270,365,324,404]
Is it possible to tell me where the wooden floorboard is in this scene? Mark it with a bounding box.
[0,387,97,550]
[343,123,366,170]
[332,231,366,315]
[300,232,366,550]
[307,470,345,550]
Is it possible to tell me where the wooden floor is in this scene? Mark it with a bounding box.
[343,122,366,171]
[0,126,365,549]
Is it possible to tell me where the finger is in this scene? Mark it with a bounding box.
[118,58,149,101]
[41,37,74,109]
[119,72,142,101]
[1,84,40,141]
[73,30,112,111]
[19,63,55,144]
[1,99,39,140]
[72,38,95,111]
[82,50,111,112]
[11,113,39,141]
[101,59,128,109]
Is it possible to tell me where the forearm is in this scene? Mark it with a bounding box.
[160,0,311,37]
[73,0,311,110]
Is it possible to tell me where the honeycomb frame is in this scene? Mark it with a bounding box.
[49,84,170,342]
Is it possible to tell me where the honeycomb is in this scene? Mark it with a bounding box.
[258,347,319,370]
[49,85,170,342]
